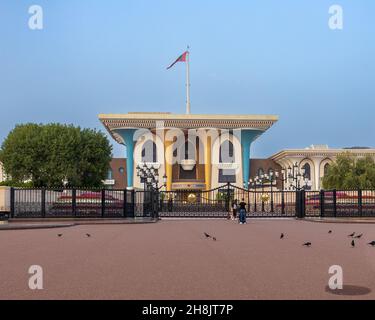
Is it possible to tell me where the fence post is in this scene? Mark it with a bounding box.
[358,189,363,217]
[254,190,257,212]
[295,190,306,219]
[320,190,325,218]
[333,189,337,217]
[301,190,306,218]
[247,189,250,213]
[72,188,77,217]
[155,190,160,220]
[41,188,46,218]
[101,189,106,218]
[226,182,230,213]
[295,191,299,218]
[281,190,285,215]
[10,187,15,218]
[131,189,135,218]
[123,189,127,218]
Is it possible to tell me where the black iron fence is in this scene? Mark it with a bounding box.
[305,189,375,218]
[10,188,141,219]
[7,186,375,219]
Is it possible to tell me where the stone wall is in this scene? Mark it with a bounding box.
[0,187,10,213]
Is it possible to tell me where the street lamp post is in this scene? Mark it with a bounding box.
[268,170,279,213]
[257,174,266,212]
[136,163,167,218]
[280,168,288,214]
[287,162,311,191]
[249,178,257,212]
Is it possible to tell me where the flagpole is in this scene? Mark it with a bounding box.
[186,47,191,114]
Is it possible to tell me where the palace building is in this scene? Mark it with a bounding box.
[99,112,278,191]
[99,112,375,192]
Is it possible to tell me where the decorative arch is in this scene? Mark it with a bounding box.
[133,132,165,189]
[219,140,235,163]
[218,140,236,183]
[141,140,157,163]
[211,133,242,188]
[319,158,334,179]
[299,158,315,190]
[324,163,330,175]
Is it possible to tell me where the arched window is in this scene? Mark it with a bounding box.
[218,140,236,183]
[141,140,157,162]
[302,163,311,180]
[178,140,196,161]
[324,163,330,176]
[219,140,235,163]
[178,140,197,180]
[186,140,196,160]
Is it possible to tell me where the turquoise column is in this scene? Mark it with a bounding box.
[241,130,262,189]
[115,129,137,189]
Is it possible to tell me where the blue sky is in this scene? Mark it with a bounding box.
[0,0,374,158]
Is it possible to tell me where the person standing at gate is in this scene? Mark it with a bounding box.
[231,199,238,220]
[238,198,247,224]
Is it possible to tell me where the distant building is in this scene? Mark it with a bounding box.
[103,158,127,189]
[270,145,375,190]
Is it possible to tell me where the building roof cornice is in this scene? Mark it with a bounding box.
[99,112,278,144]
[270,149,375,161]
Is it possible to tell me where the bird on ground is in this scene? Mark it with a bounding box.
[280,233,284,239]
[204,232,211,239]
[367,241,375,246]
[303,242,312,247]
[351,240,355,248]
[348,232,355,237]
[328,230,332,234]
[57,234,63,237]
[355,234,363,239]
[86,233,91,237]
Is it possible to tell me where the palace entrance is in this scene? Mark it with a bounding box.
[158,183,297,218]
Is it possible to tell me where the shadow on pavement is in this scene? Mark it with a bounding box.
[325,285,371,296]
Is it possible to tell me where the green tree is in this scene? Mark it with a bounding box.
[322,153,375,189]
[0,123,112,188]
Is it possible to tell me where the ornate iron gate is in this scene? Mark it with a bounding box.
[159,186,229,218]
[229,184,297,218]
[158,183,297,218]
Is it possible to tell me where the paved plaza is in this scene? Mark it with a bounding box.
[1,219,375,299]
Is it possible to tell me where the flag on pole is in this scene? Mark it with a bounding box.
[166,51,188,69]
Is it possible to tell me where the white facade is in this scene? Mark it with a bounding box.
[271,145,375,191]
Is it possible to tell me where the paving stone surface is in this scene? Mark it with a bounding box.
[1,219,375,299]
